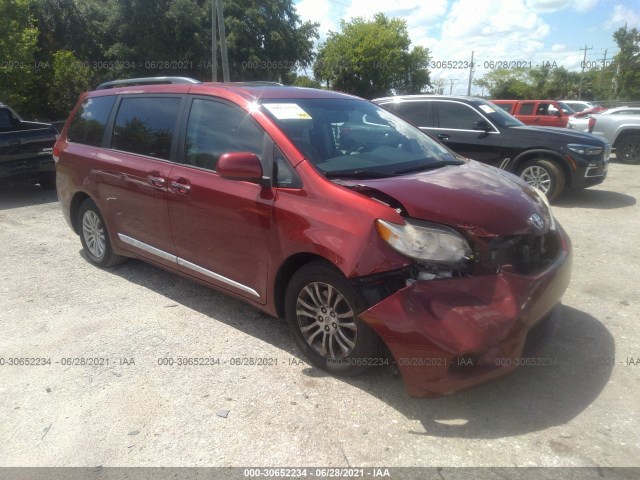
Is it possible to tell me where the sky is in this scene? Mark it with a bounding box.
[293,0,640,95]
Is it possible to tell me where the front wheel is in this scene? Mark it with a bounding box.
[285,262,379,376]
[518,159,565,201]
[616,135,640,164]
[78,199,125,268]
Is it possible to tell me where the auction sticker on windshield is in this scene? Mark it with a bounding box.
[479,104,496,113]
[263,103,312,120]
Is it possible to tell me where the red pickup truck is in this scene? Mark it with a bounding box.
[491,99,574,128]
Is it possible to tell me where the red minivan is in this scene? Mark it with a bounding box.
[54,78,572,397]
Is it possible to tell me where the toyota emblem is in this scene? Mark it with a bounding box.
[529,213,545,230]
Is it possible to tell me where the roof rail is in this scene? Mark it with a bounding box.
[96,76,202,90]
[226,81,284,86]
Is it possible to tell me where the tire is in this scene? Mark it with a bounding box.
[38,175,56,190]
[518,159,565,201]
[285,261,379,376]
[616,135,640,164]
[78,199,125,268]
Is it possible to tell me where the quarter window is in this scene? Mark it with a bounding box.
[184,99,265,171]
[68,96,116,146]
[436,102,485,130]
[112,97,181,160]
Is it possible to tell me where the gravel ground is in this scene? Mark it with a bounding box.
[0,160,639,470]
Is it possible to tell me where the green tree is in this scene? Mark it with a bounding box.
[474,68,533,99]
[314,13,430,98]
[223,0,318,82]
[291,75,322,88]
[612,24,640,99]
[0,0,39,115]
[49,50,93,119]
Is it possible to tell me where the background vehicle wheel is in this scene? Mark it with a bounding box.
[518,159,565,201]
[78,199,125,268]
[38,175,56,190]
[285,261,379,376]
[616,135,640,164]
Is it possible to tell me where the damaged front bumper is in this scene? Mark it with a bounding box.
[359,227,572,397]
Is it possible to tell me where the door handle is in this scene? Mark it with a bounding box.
[147,175,165,187]
[437,134,450,140]
[532,118,540,122]
[169,179,191,195]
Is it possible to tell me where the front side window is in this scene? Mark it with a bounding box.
[112,97,181,160]
[68,96,116,146]
[436,102,485,130]
[184,99,265,171]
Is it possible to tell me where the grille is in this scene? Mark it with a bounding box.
[485,231,561,275]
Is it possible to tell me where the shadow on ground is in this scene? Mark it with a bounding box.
[102,257,614,440]
[554,188,635,209]
[0,182,58,210]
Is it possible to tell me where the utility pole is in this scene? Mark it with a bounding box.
[600,49,608,89]
[467,50,474,96]
[211,0,230,82]
[578,44,593,99]
[449,78,454,95]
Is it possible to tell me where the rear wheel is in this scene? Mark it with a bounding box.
[616,135,640,164]
[285,262,379,376]
[78,199,125,268]
[518,159,565,201]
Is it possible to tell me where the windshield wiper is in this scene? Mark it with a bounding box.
[324,170,395,179]
[392,159,462,175]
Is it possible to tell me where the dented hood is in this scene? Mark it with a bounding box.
[348,160,550,237]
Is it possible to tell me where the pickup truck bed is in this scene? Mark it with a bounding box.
[0,104,58,188]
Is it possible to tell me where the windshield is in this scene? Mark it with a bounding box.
[557,102,575,114]
[472,99,524,128]
[260,98,461,179]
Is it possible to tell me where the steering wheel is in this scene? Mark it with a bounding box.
[346,143,374,155]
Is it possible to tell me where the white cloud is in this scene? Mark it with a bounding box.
[525,0,598,13]
[551,43,566,52]
[604,4,640,29]
[295,0,341,39]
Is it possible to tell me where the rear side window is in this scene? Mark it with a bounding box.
[112,97,181,160]
[436,102,485,130]
[519,103,535,115]
[183,99,265,171]
[68,96,116,146]
[387,101,432,127]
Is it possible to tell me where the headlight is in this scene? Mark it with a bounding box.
[376,219,471,265]
[566,144,602,156]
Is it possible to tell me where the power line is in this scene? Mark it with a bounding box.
[578,44,593,99]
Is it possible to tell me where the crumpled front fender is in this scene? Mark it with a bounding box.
[359,236,572,397]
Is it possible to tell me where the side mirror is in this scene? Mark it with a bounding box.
[555,109,563,117]
[217,152,264,184]
[473,120,492,132]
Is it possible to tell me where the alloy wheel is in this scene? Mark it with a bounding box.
[520,165,551,194]
[82,210,106,259]
[295,282,357,360]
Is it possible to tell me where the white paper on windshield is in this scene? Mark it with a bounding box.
[263,103,312,120]
[479,105,495,113]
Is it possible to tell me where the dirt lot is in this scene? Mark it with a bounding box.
[0,160,639,472]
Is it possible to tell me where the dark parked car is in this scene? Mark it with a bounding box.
[374,95,610,200]
[0,102,57,188]
[54,78,571,397]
